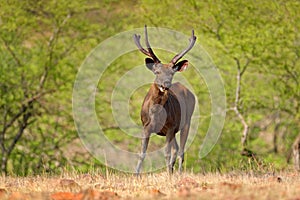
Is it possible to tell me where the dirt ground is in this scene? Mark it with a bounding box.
[0,171,300,200]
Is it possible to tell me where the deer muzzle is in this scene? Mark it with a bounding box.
[158,81,171,92]
[158,85,167,92]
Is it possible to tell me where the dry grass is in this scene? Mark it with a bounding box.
[0,171,300,199]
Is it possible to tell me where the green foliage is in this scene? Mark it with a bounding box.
[0,0,299,175]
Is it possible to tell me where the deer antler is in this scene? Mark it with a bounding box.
[133,25,161,63]
[170,30,196,65]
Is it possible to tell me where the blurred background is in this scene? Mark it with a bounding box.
[0,0,299,175]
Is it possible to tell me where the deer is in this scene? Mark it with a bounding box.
[134,26,196,174]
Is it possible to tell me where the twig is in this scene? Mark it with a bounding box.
[39,13,71,90]
[0,36,23,67]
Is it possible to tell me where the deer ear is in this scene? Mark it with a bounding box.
[173,60,189,72]
[145,58,155,71]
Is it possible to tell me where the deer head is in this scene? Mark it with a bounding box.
[133,25,197,92]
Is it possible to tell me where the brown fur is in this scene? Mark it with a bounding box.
[136,82,195,174]
[134,25,196,174]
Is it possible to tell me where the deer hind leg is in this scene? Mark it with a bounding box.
[178,122,190,173]
[136,129,151,175]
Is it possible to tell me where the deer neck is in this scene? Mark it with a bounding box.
[150,84,169,105]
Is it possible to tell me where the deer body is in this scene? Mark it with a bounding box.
[134,26,196,174]
[141,82,194,135]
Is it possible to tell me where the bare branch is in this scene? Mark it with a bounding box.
[22,89,55,105]
[7,104,32,156]
[0,106,7,153]
[232,57,250,148]
[40,13,72,90]
[1,106,26,138]
[0,36,23,67]
[233,57,241,108]
[1,88,52,137]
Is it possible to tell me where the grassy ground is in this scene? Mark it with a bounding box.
[0,171,300,199]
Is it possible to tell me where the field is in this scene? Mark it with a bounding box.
[1,171,300,200]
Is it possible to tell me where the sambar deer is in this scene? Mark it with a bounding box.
[134,26,196,174]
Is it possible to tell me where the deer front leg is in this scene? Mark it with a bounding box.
[178,123,190,173]
[136,129,150,175]
[165,132,176,174]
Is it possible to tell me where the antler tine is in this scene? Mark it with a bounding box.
[144,25,160,63]
[133,25,160,63]
[170,30,197,65]
[133,34,151,57]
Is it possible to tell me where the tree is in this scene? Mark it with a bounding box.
[0,0,98,175]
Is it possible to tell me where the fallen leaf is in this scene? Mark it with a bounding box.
[220,182,242,190]
[148,189,166,197]
[81,189,119,200]
[176,177,199,188]
[59,179,81,191]
[51,192,76,200]
[0,188,8,199]
[177,186,191,197]
[8,192,30,200]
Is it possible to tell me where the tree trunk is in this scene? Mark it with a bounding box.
[232,57,250,148]
[293,134,300,171]
[1,154,8,175]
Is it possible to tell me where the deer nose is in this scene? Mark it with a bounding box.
[163,81,171,89]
